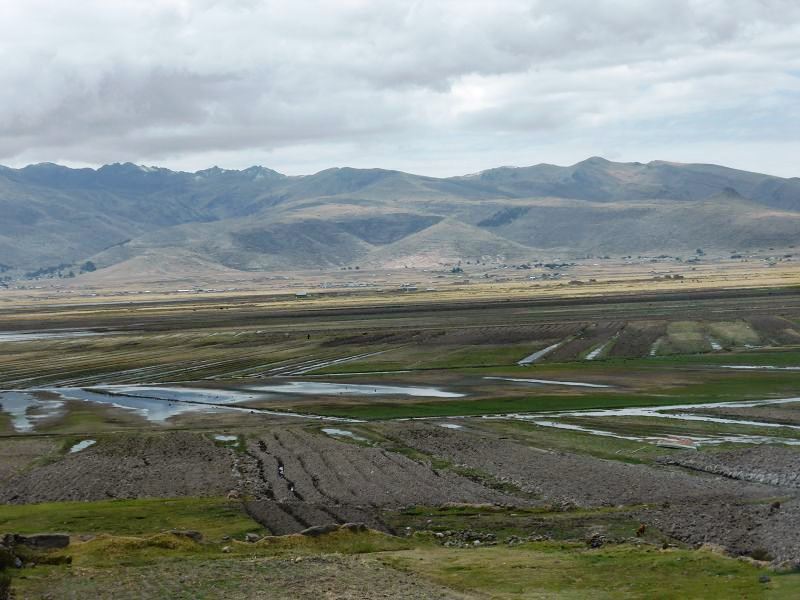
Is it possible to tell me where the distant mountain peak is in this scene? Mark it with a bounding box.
[577,156,612,165]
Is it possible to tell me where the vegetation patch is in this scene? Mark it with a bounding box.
[0,498,260,541]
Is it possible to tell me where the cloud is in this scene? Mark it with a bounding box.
[1,0,799,176]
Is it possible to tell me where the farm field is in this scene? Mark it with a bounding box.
[2,282,800,597]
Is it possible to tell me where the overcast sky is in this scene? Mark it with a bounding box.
[1,0,799,177]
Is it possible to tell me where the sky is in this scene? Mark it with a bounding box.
[1,0,799,177]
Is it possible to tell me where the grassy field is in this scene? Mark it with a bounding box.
[382,543,799,599]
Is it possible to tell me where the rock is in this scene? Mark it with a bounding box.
[221,546,232,553]
[226,489,241,500]
[8,534,70,549]
[698,543,728,556]
[759,575,771,584]
[770,559,800,573]
[300,524,339,537]
[338,522,367,533]
[586,533,605,549]
[169,530,203,543]
[245,533,261,543]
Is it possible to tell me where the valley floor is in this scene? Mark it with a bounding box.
[2,279,800,598]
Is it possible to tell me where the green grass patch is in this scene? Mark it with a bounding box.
[388,505,654,544]
[382,543,800,599]
[0,497,260,541]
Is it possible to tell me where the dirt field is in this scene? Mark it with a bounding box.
[0,432,239,503]
[659,446,800,488]
[379,422,776,507]
[641,498,800,562]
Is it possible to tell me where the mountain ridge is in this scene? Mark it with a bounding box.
[1,157,798,279]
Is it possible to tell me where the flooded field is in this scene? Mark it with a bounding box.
[496,397,800,447]
[0,391,63,431]
[45,387,242,422]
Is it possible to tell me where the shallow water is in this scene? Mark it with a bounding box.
[438,423,464,429]
[0,391,64,431]
[321,427,368,441]
[517,342,562,365]
[99,385,259,405]
[45,387,233,422]
[252,381,464,398]
[493,397,800,447]
[69,439,96,453]
[485,376,611,389]
[213,434,238,442]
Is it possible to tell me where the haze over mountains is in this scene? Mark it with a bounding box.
[2,157,799,280]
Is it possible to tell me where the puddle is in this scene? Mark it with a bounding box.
[252,381,464,398]
[517,342,563,365]
[0,330,107,343]
[438,423,464,429]
[213,434,238,442]
[485,376,611,389]
[69,439,96,453]
[0,391,64,432]
[321,428,368,441]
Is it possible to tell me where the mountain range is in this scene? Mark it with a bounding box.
[2,157,799,279]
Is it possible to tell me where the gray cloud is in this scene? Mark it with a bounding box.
[1,0,799,176]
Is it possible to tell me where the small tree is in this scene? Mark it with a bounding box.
[81,261,97,273]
